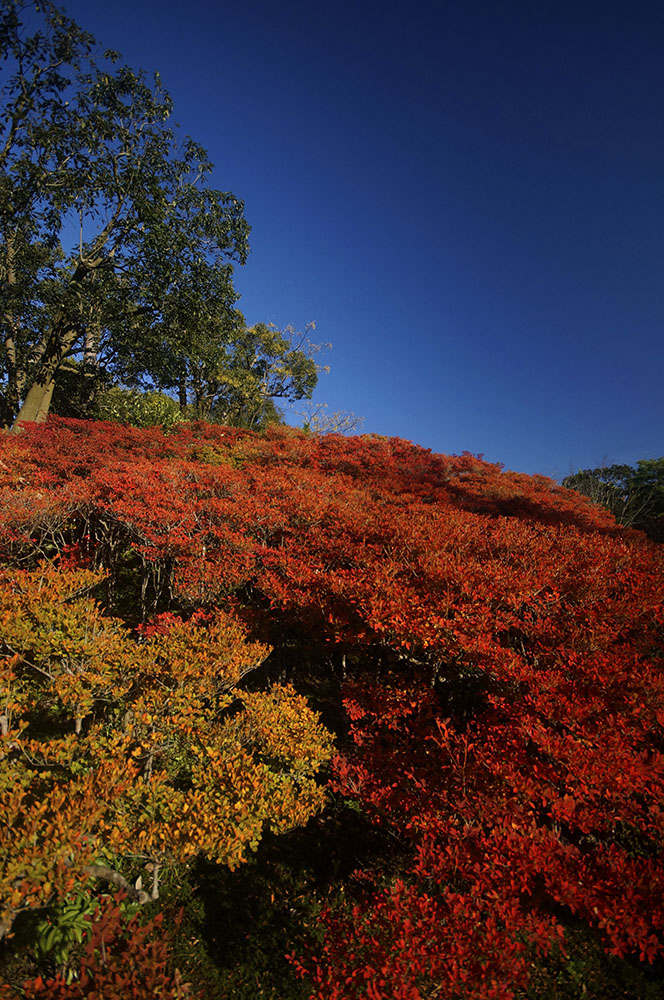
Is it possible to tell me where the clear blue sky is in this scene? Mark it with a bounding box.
[60,0,663,477]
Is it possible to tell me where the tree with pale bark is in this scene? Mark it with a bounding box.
[0,0,251,429]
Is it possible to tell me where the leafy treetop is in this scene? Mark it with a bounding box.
[0,0,250,428]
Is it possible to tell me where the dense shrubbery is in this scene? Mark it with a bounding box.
[1,418,663,998]
[91,387,186,431]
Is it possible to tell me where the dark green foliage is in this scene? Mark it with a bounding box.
[0,2,324,433]
[49,361,111,420]
[527,922,664,999]
[154,800,409,1000]
[0,0,248,428]
[563,458,664,541]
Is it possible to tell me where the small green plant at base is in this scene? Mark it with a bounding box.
[28,891,100,984]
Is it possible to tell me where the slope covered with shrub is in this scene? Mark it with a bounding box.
[1,418,663,999]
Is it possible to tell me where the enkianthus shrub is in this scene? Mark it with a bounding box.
[0,556,333,993]
[1,417,662,998]
[2,896,195,999]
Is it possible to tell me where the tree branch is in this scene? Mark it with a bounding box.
[82,863,148,903]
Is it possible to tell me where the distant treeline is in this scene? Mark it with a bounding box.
[563,458,664,542]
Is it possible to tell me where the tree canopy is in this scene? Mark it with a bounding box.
[563,458,664,541]
[0,1,319,431]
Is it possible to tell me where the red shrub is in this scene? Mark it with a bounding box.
[2,418,662,998]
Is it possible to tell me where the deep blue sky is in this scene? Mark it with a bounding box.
[60,0,663,477]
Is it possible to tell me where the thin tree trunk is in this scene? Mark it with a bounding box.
[2,230,23,428]
[178,373,188,410]
[0,391,17,431]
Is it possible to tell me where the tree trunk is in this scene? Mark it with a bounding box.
[2,231,24,428]
[0,393,18,431]
[11,378,55,428]
[178,374,188,411]
[10,324,78,431]
[83,323,100,368]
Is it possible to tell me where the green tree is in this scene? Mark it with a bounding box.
[563,458,664,540]
[107,314,323,431]
[0,0,249,429]
[201,321,321,429]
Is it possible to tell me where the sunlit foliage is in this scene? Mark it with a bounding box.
[1,418,662,997]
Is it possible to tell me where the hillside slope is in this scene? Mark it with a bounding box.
[1,419,663,999]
